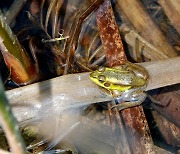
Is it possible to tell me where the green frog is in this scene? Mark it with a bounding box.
[89,61,149,111]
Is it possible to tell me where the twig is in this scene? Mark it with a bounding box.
[158,0,180,34]
[6,57,180,123]
[116,0,177,57]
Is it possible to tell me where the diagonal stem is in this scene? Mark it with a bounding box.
[63,0,104,74]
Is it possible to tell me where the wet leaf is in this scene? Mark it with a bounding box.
[0,10,38,85]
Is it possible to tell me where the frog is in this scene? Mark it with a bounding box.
[89,61,149,111]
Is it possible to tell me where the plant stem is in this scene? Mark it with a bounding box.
[0,77,27,154]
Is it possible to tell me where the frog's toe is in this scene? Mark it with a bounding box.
[111,102,135,111]
[111,90,122,97]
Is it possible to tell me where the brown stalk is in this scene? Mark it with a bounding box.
[92,1,130,153]
[92,0,156,153]
[93,0,127,67]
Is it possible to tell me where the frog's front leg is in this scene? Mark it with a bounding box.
[111,88,147,111]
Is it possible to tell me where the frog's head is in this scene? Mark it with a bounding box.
[90,67,108,88]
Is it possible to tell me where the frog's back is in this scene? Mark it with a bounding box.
[102,68,134,85]
[103,68,146,86]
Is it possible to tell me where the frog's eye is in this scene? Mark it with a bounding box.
[98,66,105,72]
[104,82,110,87]
[98,75,106,82]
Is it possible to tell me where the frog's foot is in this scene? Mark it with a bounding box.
[111,100,142,111]
[111,92,147,111]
